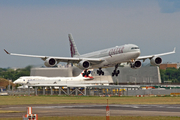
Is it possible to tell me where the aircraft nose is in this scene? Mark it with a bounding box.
[13,79,20,84]
[135,50,141,57]
[137,50,141,56]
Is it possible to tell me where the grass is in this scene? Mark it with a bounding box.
[0,96,180,119]
[0,110,23,113]
[0,96,180,105]
[1,116,180,120]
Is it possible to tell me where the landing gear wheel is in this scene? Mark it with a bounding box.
[83,73,85,77]
[117,70,120,74]
[97,70,99,74]
[112,64,120,77]
[116,73,119,76]
[112,71,120,77]
[83,69,90,77]
[97,68,104,76]
[102,71,104,75]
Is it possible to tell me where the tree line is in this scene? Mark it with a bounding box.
[160,67,180,83]
[0,66,31,81]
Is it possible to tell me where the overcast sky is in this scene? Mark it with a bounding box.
[0,0,180,68]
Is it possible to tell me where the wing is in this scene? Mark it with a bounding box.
[137,47,176,61]
[4,49,104,63]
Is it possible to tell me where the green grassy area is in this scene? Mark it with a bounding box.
[0,96,180,105]
[1,116,180,120]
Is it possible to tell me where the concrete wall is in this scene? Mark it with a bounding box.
[31,67,73,77]
[31,66,161,84]
[108,66,161,84]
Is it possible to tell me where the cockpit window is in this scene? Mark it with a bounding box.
[131,47,139,49]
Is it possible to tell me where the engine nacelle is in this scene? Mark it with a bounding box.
[150,57,162,66]
[77,60,90,69]
[130,60,141,69]
[44,58,57,67]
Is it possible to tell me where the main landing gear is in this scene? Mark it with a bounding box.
[96,65,120,76]
[112,64,120,77]
[83,69,91,77]
[97,68,104,76]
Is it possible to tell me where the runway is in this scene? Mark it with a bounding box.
[0,104,180,118]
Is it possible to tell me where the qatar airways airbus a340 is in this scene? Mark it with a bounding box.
[4,34,175,76]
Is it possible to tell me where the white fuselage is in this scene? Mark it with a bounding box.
[13,76,89,84]
[75,44,140,68]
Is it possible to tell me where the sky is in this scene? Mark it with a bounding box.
[0,0,180,68]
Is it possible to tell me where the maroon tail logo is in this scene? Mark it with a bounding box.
[69,37,75,57]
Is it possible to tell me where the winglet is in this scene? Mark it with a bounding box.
[4,49,10,54]
[173,47,176,53]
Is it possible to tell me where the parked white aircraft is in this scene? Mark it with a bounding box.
[13,69,94,84]
[5,34,175,76]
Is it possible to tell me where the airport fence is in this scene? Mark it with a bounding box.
[5,88,180,96]
[124,89,180,96]
[7,89,35,96]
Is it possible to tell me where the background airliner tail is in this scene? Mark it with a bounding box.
[68,34,80,57]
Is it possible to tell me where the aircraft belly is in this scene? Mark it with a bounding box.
[109,54,126,65]
[92,52,139,68]
[123,52,139,60]
[91,54,124,68]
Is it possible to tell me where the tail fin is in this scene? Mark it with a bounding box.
[78,69,94,80]
[68,34,80,57]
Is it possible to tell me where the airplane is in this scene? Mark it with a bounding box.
[4,34,176,77]
[13,69,94,85]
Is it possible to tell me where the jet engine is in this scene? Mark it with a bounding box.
[150,57,162,66]
[77,60,90,69]
[44,58,57,67]
[130,60,141,69]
